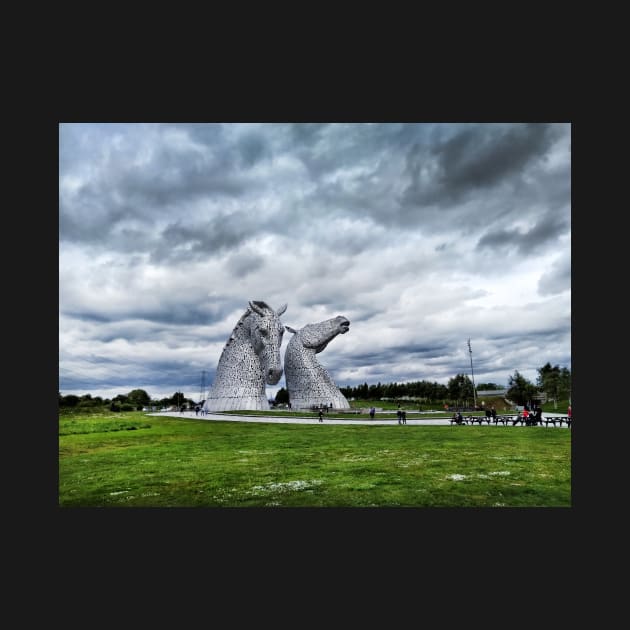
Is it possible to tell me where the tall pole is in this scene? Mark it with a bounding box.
[467,339,477,409]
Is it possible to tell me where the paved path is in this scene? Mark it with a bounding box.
[147,410,570,427]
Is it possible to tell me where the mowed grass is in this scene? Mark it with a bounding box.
[58,411,571,508]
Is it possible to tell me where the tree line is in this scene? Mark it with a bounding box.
[58,362,571,411]
[58,389,193,412]
[273,362,570,409]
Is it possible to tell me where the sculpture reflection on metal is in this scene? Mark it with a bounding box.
[203,301,287,412]
[284,315,351,410]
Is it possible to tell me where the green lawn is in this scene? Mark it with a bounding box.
[58,411,571,508]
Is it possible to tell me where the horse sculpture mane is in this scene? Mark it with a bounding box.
[203,300,287,412]
[284,315,350,410]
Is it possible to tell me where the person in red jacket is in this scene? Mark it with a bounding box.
[567,404,572,427]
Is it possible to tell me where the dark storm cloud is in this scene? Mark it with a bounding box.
[237,132,270,167]
[437,123,554,191]
[289,123,330,144]
[476,209,570,255]
[283,123,570,243]
[61,360,217,394]
[225,250,266,277]
[401,123,559,208]
[347,341,450,369]
[113,141,249,208]
[65,298,237,330]
[168,122,227,147]
[287,123,420,183]
[60,123,255,249]
[150,217,250,263]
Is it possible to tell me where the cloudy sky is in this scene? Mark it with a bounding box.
[59,122,571,402]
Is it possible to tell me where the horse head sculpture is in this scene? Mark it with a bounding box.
[284,315,350,410]
[248,300,287,385]
[203,301,287,412]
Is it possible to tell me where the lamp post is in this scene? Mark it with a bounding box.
[467,339,477,410]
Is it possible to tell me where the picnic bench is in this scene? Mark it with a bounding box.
[543,415,572,427]
[493,415,517,425]
[450,415,466,425]
[450,414,571,427]
[502,414,571,427]
[465,415,493,425]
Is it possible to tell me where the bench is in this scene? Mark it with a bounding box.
[450,416,467,425]
[543,416,572,427]
[465,415,493,425]
[450,414,571,427]
[503,415,571,427]
[493,415,517,425]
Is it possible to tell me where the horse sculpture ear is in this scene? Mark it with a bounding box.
[285,325,297,334]
[276,303,287,316]
[249,301,266,316]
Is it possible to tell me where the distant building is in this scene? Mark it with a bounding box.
[476,389,507,397]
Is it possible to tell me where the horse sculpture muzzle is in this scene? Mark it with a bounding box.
[267,366,283,385]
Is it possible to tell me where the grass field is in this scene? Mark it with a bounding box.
[58,410,571,508]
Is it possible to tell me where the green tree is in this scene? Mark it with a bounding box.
[558,367,571,402]
[368,382,383,399]
[78,394,98,408]
[448,374,474,406]
[507,370,538,406]
[170,392,185,408]
[537,363,571,409]
[127,389,151,410]
[61,394,80,407]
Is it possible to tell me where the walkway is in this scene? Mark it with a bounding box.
[147,410,570,427]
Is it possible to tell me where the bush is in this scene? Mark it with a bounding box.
[120,404,134,412]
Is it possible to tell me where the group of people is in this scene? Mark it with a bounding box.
[397,406,407,424]
[514,405,543,426]
[452,411,465,424]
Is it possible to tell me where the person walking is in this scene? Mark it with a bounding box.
[318,408,323,423]
[369,406,375,419]
[401,410,407,425]
[397,408,402,424]
[567,404,572,427]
